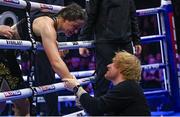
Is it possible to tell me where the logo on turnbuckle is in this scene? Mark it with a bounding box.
[4,0,20,4]
[4,91,21,97]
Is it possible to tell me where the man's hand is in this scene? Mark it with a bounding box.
[134,45,142,55]
[63,76,87,100]
[63,76,80,92]
[59,50,69,58]
[79,48,90,57]
[0,25,14,38]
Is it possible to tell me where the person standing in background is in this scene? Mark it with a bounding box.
[29,0,70,115]
[79,0,142,97]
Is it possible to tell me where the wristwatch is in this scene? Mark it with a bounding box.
[73,85,81,95]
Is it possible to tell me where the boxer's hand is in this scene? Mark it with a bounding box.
[63,76,80,92]
[79,48,90,57]
[134,45,142,55]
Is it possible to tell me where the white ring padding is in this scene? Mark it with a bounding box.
[0,11,18,25]
[0,76,95,102]
[0,39,94,50]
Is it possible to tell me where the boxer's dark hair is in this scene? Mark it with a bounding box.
[56,3,87,21]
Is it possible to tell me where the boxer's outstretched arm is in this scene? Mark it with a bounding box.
[40,21,73,79]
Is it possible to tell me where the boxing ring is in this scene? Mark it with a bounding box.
[0,0,180,116]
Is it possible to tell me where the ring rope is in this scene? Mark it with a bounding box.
[21,63,166,82]
[137,7,165,16]
[37,90,168,103]
[0,0,164,15]
[0,39,94,50]
[141,63,166,71]
[22,70,95,81]
[0,76,95,102]
[0,62,168,102]
[0,35,163,50]
[0,0,63,13]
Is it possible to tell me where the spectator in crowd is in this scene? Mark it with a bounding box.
[70,57,81,71]
[142,54,163,89]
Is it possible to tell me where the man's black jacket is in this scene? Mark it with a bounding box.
[79,0,141,45]
[79,80,151,116]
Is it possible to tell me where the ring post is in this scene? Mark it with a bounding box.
[161,0,180,111]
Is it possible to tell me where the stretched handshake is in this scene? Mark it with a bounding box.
[63,76,87,98]
[63,76,87,109]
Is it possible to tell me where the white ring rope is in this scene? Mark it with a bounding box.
[137,7,165,16]
[0,76,95,102]
[0,39,94,50]
[55,70,95,79]
[0,0,63,13]
[0,35,164,50]
[0,0,164,15]
[141,35,165,42]
[22,63,166,82]
[0,62,167,102]
[36,90,167,103]
[23,70,95,81]
[0,88,33,102]
[142,63,166,71]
